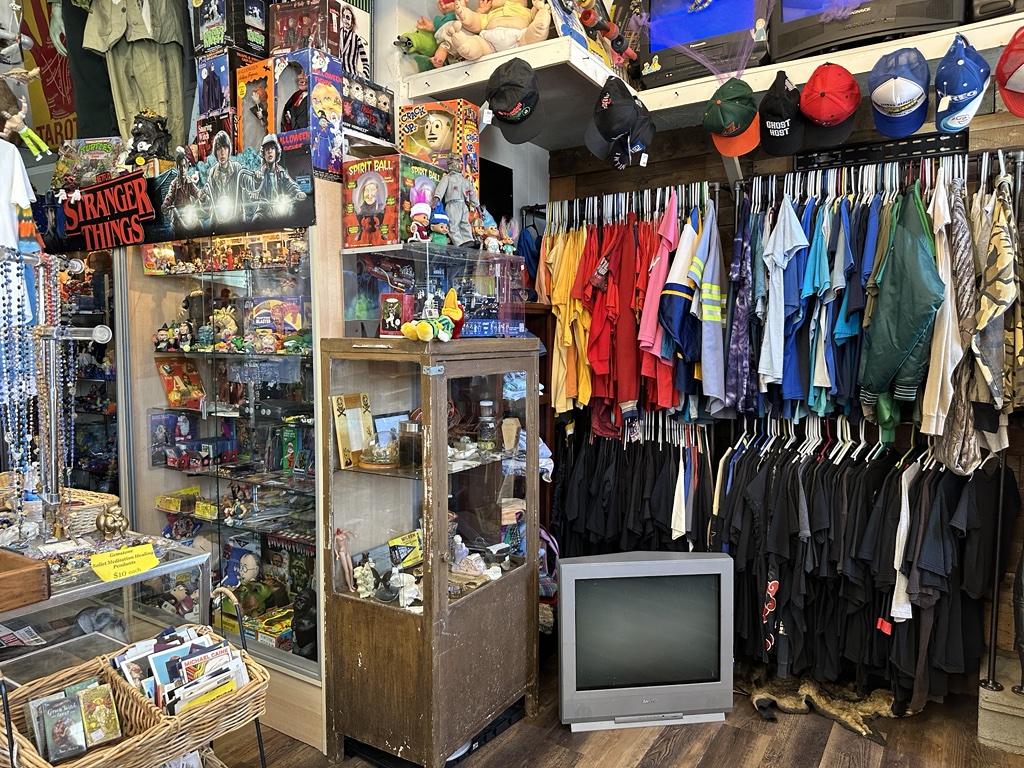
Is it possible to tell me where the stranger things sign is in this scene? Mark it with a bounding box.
[62,172,156,250]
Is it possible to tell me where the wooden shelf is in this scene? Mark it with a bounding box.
[639,13,1024,132]
[402,37,615,151]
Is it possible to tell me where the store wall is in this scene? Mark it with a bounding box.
[372,3,551,215]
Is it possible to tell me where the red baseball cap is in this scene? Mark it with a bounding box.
[800,62,861,148]
[996,26,1024,118]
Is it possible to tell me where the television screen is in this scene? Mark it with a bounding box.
[575,574,721,691]
[649,0,756,50]
[780,0,868,22]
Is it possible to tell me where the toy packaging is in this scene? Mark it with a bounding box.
[398,100,481,193]
[196,109,237,162]
[235,58,275,153]
[379,293,413,337]
[343,73,394,144]
[193,0,268,58]
[273,48,345,178]
[197,49,259,118]
[50,138,129,190]
[247,297,311,335]
[342,155,399,247]
[269,0,339,56]
[156,358,207,410]
[41,696,87,762]
[398,156,444,244]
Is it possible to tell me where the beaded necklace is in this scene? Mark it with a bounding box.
[0,247,34,530]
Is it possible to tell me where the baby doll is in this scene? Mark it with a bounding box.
[444,0,551,61]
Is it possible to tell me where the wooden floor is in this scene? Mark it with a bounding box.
[215,653,1024,768]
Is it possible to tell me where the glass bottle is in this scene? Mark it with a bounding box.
[477,400,497,452]
[398,420,423,473]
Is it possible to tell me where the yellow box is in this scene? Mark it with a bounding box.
[388,530,423,569]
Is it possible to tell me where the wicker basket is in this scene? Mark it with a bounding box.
[199,747,229,768]
[0,625,268,768]
[62,490,119,538]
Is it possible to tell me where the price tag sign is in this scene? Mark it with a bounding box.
[90,544,160,582]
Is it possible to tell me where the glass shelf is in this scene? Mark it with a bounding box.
[183,467,316,496]
[154,351,311,360]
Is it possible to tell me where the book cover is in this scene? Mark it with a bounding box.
[64,678,99,698]
[331,392,372,468]
[179,641,231,682]
[77,683,121,747]
[25,692,66,759]
[176,676,237,714]
[156,358,207,410]
[41,696,87,763]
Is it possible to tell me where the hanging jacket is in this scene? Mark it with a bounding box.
[859,182,944,406]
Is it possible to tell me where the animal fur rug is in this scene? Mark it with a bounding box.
[735,667,916,745]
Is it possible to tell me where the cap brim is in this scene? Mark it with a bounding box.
[937,84,988,133]
[760,114,806,157]
[803,112,855,149]
[872,98,927,138]
[495,99,545,144]
[998,80,1024,118]
[711,117,760,157]
[585,119,614,160]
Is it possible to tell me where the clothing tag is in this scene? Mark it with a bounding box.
[480,108,494,127]
[640,153,649,167]
[876,617,892,636]
[937,95,951,113]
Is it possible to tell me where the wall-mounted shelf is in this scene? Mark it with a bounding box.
[401,37,615,151]
[639,13,1024,132]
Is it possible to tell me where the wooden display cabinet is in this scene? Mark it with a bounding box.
[320,337,540,767]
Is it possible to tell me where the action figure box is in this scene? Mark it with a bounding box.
[247,296,311,335]
[398,99,480,194]
[196,109,236,162]
[156,358,206,410]
[193,0,268,58]
[269,0,339,56]
[235,58,275,154]
[342,154,445,249]
[197,48,259,118]
[273,48,345,179]
[343,73,394,144]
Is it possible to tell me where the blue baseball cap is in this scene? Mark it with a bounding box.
[935,34,990,134]
[869,48,930,138]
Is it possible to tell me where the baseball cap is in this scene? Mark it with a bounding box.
[585,76,656,169]
[996,26,1024,117]
[759,71,805,157]
[800,62,861,148]
[703,78,760,157]
[869,48,930,138]
[935,34,990,133]
[484,58,544,144]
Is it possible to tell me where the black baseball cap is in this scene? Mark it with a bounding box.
[585,76,656,169]
[759,71,805,157]
[485,58,544,144]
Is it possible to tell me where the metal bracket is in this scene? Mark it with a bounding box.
[794,130,969,171]
[423,365,445,376]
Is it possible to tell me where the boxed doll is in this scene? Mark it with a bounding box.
[398,99,480,193]
[196,109,236,162]
[269,0,372,77]
[343,73,394,144]
[197,48,259,118]
[193,0,268,58]
[235,58,275,153]
[273,48,345,178]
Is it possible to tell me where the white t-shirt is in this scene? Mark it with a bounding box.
[0,141,34,250]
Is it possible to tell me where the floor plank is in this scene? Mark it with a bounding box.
[759,710,833,768]
[691,724,772,768]
[819,726,884,768]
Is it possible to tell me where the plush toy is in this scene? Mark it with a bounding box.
[499,216,519,254]
[402,314,455,342]
[416,0,460,68]
[479,207,500,252]
[394,28,440,72]
[444,0,552,62]
[429,203,451,245]
[441,288,465,339]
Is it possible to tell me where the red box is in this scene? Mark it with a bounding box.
[398,99,480,195]
[269,0,340,56]
[235,58,275,154]
[379,293,413,337]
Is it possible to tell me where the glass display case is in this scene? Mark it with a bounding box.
[0,538,209,686]
[340,242,527,339]
[321,336,540,768]
[141,229,319,678]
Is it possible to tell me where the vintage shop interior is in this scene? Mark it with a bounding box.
[2,0,1024,766]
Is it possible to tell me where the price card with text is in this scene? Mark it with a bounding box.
[90,544,160,582]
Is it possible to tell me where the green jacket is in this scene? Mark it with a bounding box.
[83,0,185,54]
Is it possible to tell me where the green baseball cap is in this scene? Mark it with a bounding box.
[703,78,760,157]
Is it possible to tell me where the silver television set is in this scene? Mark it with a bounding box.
[558,551,734,732]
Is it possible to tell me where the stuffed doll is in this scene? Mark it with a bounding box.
[441,288,465,338]
[429,203,451,245]
[394,28,439,72]
[432,156,479,246]
[444,0,551,62]
[415,0,460,68]
[402,314,455,342]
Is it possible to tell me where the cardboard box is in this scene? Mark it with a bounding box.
[343,73,394,144]
[193,0,268,58]
[398,99,480,193]
[247,296,311,334]
[269,0,339,56]
[197,48,259,118]
[273,47,346,179]
[196,109,236,162]
[342,154,444,248]
[235,58,275,154]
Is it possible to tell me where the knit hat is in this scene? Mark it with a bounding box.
[869,47,930,138]
[703,78,760,157]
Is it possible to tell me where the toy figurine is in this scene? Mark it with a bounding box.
[175,413,193,441]
[292,586,318,659]
[196,322,215,350]
[153,324,171,351]
[353,555,375,598]
[479,207,500,252]
[176,320,195,352]
[333,528,357,591]
[408,201,432,242]
[1,96,52,161]
[432,156,480,247]
[442,287,465,338]
[429,203,451,245]
[443,0,551,62]
[499,216,518,254]
[125,109,173,165]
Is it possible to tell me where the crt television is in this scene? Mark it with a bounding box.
[634,0,769,88]
[558,551,734,732]
[770,0,965,62]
